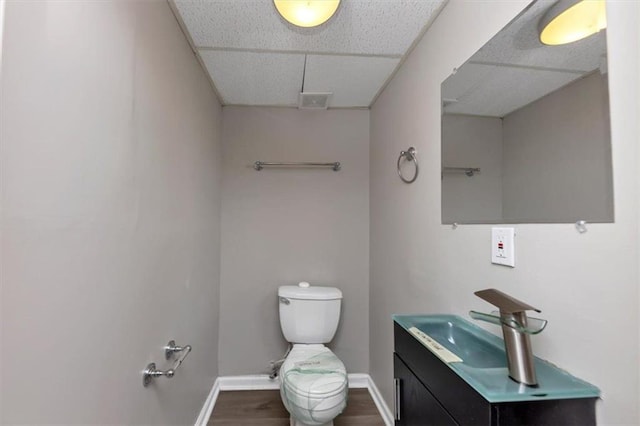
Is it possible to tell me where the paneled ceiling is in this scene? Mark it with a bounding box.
[442,1,607,117]
[172,0,448,108]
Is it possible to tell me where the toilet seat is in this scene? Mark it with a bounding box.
[280,344,348,426]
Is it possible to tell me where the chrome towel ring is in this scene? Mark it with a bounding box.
[397,147,419,184]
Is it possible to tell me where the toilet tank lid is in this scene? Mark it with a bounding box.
[278,285,342,300]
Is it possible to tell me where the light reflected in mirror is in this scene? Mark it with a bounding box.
[441,0,612,224]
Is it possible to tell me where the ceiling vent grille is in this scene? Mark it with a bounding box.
[298,92,332,109]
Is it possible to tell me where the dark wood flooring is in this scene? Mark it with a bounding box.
[208,388,385,425]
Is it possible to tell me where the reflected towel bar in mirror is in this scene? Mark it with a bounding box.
[442,166,480,177]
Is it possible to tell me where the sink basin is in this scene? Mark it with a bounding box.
[417,319,506,368]
[393,314,600,403]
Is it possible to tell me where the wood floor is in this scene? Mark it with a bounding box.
[208,388,385,425]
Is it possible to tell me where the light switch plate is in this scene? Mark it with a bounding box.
[491,227,515,267]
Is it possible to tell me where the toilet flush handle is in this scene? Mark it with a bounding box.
[280,297,291,305]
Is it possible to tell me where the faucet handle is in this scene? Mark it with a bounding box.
[474,288,541,314]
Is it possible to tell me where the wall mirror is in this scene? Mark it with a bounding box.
[441,1,612,224]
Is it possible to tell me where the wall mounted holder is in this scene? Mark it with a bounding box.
[143,340,192,387]
[575,220,588,233]
[442,166,481,177]
[397,147,419,183]
[254,161,341,171]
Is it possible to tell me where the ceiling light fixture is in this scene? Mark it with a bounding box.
[539,0,607,46]
[274,0,340,28]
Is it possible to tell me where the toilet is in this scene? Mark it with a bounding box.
[278,282,348,426]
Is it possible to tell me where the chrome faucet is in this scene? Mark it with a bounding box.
[470,289,547,386]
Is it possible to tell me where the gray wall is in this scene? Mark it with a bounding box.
[441,114,503,223]
[220,107,369,375]
[442,72,612,224]
[0,1,222,423]
[638,5,640,412]
[502,72,612,222]
[370,1,639,425]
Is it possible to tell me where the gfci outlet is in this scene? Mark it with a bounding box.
[491,227,515,267]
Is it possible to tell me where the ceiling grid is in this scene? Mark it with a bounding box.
[172,0,448,108]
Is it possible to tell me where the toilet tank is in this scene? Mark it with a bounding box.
[278,283,342,344]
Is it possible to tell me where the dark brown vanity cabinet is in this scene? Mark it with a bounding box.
[393,323,598,426]
[394,354,457,425]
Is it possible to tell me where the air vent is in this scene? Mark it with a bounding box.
[298,92,332,110]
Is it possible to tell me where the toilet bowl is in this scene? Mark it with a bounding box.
[278,283,347,426]
[280,344,348,426]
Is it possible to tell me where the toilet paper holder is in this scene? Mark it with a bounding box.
[143,340,192,387]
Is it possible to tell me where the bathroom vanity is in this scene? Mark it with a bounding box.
[393,315,599,425]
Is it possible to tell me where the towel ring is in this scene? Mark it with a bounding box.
[397,147,419,184]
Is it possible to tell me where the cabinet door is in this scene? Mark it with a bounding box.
[394,354,458,426]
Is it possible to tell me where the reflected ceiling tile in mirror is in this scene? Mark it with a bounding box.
[469,0,606,73]
[442,64,496,110]
[444,64,582,117]
[440,0,612,225]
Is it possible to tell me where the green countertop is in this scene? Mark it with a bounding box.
[393,314,600,403]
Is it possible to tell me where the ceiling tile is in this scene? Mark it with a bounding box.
[443,63,582,117]
[304,55,399,107]
[174,0,446,56]
[442,63,495,104]
[199,50,305,106]
[469,1,606,72]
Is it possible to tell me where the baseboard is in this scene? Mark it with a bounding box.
[366,375,394,426]
[347,373,369,388]
[194,377,220,426]
[217,374,280,390]
[195,374,393,426]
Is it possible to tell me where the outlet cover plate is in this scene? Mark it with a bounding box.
[491,227,515,267]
